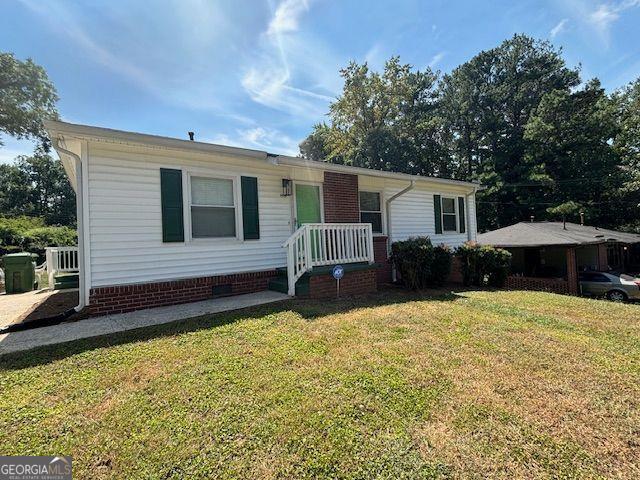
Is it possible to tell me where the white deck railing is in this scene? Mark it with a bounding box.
[283,223,374,296]
[45,246,79,288]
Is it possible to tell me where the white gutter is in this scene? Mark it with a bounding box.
[52,138,86,313]
[276,155,479,190]
[386,181,415,281]
[44,120,268,161]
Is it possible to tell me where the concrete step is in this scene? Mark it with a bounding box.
[267,277,309,296]
[53,273,79,290]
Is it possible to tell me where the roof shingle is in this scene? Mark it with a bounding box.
[477,222,640,248]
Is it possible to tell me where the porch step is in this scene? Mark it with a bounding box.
[268,272,310,296]
[270,263,378,296]
[53,273,79,290]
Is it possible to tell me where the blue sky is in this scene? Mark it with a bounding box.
[2,0,640,163]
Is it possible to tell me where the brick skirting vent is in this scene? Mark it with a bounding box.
[89,270,277,316]
[505,275,569,295]
[323,171,360,223]
[306,269,377,299]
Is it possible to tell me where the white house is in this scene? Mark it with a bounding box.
[45,120,480,315]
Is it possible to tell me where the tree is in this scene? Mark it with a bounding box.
[612,79,640,194]
[546,201,582,228]
[300,57,446,176]
[0,52,58,149]
[438,34,581,230]
[0,151,75,226]
[299,35,640,233]
[299,123,334,162]
[525,80,627,229]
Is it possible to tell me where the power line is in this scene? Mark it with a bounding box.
[497,176,620,187]
[477,200,640,206]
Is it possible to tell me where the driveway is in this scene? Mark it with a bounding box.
[0,289,79,328]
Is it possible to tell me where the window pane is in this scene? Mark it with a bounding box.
[191,177,234,206]
[442,197,455,214]
[443,214,457,232]
[359,191,380,211]
[191,206,236,237]
[361,212,382,233]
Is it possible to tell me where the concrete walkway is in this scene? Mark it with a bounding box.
[0,289,78,328]
[0,290,290,355]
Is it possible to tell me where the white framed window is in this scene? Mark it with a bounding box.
[359,191,383,234]
[189,175,238,239]
[441,196,458,232]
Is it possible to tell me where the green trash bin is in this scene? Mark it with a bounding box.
[2,252,38,294]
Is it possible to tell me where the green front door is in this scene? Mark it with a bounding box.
[295,184,322,261]
[295,184,322,227]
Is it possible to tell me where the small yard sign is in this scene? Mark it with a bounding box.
[332,265,344,280]
[332,265,344,298]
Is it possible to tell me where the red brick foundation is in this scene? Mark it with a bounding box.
[322,171,359,223]
[566,247,579,295]
[373,236,392,284]
[505,275,569,294]
[447,257,464,284]
[89,270,277,316]
[306,269,377,299]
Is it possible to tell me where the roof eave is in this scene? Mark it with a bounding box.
[44,120,483,190]
[44,120,269,161]
[275,155,481,190]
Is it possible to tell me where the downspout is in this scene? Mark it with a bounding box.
[386,181,415,281]
[52,138,86,313]
[466,185,478,242]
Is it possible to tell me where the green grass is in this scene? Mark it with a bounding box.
[1,289,639,479]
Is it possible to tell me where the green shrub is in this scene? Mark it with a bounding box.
[0,216,76,262]
[0,216,46,249]
[391,237,453,289]
[23,226,77,259]
[455,242,512,287]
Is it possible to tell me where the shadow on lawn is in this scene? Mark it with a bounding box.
[0,287,467,371]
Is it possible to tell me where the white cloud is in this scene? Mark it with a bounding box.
[568,0,640,46]
[241,0,339,120]
[208,127,300,155]
[267,0,310,36]
[590,3,620,31]
[364,43,385,69]
[550,18,569,39]
[428,51,446,69]
[17,0,244,113]
[19,0,154,90]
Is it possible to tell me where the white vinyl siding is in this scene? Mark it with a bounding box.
[85,141,477,288]
[358,177,476,248]
[87,144,292,287]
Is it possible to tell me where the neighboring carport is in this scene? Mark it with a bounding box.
[478,222,640,295]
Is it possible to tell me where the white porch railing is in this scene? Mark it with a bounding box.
[283,223,374,296]
[45,246,79,288]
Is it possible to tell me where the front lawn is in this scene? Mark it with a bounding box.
[1,290,639,479]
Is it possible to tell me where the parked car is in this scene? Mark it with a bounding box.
[579,271,640,302]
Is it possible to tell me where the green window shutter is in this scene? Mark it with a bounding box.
[433,194,442,234]
[458,196,466,234]
[160,168,184,242]
[241,176,260,240]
